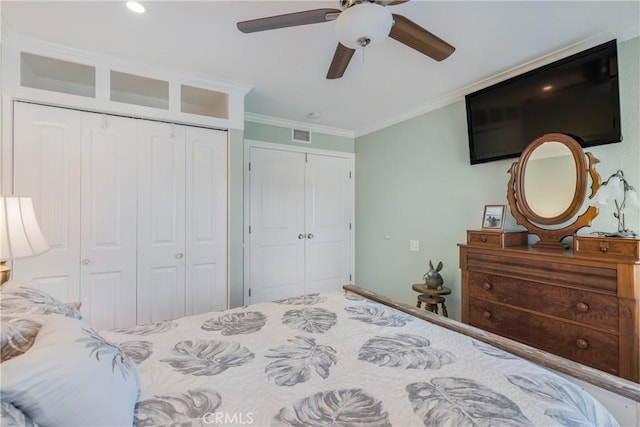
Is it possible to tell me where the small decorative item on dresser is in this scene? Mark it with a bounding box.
[481,205,505,230]
[591,169,640,238]
[423,260,444,290]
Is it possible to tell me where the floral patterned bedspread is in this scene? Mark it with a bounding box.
[101,291,618,427]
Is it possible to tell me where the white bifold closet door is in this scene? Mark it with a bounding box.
[248,147,353,304]
[13,103,138,328]
[136,121,187,323]
[79,113,138,328]
[12,102,228,329]
[184,127,228,317]
[137,123,228,323]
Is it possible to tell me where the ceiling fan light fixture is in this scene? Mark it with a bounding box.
[335,3,393,49]
[126,1,145,14]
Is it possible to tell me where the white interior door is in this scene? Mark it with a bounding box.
[12,102,82,302]
[304,154,353,293]
[137,121,186,323]
[79,113,138,329]
[185,127,228,315]
[248,147,305,303]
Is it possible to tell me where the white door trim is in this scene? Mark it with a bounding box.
[243,139,355,305]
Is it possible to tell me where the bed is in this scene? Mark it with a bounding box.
[0,281,633,426]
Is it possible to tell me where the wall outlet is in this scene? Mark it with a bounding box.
[409,240,420,252]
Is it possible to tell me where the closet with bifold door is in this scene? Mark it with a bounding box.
[246,144,355,304]
[12,101,228,329]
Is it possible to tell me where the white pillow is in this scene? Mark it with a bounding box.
[0,281,83,320]
[0,315,140,427]
[0,400,39,427]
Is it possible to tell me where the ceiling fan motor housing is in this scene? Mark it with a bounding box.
[335,2,393,49]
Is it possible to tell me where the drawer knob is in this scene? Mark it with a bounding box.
[482,311,492,319]
[576,338,589,349]
[480,236,488,242]
[482,282,492,290]
[576,302,589,312]
[600,246,608,253]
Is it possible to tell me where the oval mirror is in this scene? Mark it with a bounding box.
[522,141,578,221]
[507,133,601,249]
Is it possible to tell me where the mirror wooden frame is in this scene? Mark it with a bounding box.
[507,133,601,249]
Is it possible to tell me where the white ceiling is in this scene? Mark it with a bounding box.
[2,1,639,136]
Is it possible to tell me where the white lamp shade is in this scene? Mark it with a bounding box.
[622,188,640,212]
[335,3,393,49]
[0,196,50,260]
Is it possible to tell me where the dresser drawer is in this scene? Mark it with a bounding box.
[468,271,619,330]
[467,230,527,248]
[466,251,618,293]
[574,235,640,259]
[469,299,619,375]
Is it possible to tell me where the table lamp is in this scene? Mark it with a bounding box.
[0,196,50,285]
[591,170,640,238]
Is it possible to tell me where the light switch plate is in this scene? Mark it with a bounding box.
[410,240,420,252]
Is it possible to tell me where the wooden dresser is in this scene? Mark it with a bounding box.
[459,233,639,382]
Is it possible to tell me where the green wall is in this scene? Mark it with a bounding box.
[354,36,640,320]
[244,121,355,153]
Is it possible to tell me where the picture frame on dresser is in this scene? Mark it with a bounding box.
[481,205,505,230]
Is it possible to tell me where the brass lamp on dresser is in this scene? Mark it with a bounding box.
[459,133,639,383]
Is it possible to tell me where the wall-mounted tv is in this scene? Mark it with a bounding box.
[465,40,621,165]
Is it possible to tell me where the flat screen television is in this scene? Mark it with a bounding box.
[465,39,621,165]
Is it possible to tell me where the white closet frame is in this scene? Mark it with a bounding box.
[1,33,241,322]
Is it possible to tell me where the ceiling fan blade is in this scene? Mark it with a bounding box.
[237,8,341,33]
[389,14,455,61]
[327,43,356,79]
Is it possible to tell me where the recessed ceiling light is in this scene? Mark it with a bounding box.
[542,85,553,91]
[307,112,321,119]
[126,1,145,13]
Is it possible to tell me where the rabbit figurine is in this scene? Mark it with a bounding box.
[423,260,444,290]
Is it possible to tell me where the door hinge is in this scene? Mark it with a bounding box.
[249,225,251,234]
[349,274,352,282]
[349,171,352,179]
[248,162,251,171]
[249,288,251,297]
[349,222,352,230]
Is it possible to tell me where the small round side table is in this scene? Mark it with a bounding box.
[411,283,451,317]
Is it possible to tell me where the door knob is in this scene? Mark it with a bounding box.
[81,259,91,265]
[307,233,314,239]
[175,253,184,259]
[298,233,306,239]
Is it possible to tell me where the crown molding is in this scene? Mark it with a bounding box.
[355,25,640,138]
[245,112,355,139]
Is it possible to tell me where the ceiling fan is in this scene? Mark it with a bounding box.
[237,0,455,79]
